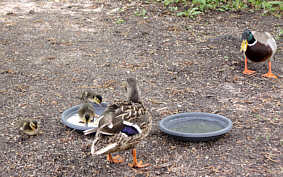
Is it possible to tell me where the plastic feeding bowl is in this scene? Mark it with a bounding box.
[159,112,232,141]
[61,103,107,131]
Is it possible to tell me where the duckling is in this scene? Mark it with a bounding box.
[80,90,102,105]
[78,103,96,126]
[19,120,39,136]
[85,78,152,168]
[240,29,278,79]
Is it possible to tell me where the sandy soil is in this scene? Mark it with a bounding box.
[0,0,282,176]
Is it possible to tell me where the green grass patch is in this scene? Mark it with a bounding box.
[155,0,282,18]
[116,18,125,24]
[135,8,148,18]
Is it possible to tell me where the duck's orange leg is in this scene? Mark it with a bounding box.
[262,60,278,79]
[128,149,149,168]
[243,56,255,75]
[107,153,124,163]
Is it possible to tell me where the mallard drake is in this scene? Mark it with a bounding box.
[84,78,152,168]
[240,29,278,79]
[78,103,96,126]
[80,90,102,105]
[19,120,39,136]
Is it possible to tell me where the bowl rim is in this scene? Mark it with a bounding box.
[159,112,233,138]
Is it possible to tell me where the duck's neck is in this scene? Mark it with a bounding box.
[127,87,140,103]
[248,36,257,47]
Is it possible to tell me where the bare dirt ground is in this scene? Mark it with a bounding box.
[0,0,282,176]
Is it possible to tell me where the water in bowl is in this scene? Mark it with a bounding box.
[67,114,99,128]
[169,119,224,133]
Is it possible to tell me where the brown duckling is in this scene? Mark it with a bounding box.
[80,90,102,104]
[78,103,96,126]
[19,120,39,136]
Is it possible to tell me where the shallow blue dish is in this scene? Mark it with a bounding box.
[61,103,107,131]
[159,112,232,142]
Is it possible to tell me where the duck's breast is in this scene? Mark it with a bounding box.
[246,42,272,62]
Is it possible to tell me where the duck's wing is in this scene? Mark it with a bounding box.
[97,101,145,135]
[91,109,152,156]
[91,126,144,155]
[99,117,125,135]
[91,132,128,155]
[84,108,125,135]
[115,102,146,120]
[253,31,277,53]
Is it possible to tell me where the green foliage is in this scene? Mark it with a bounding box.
[231,0,248,10]
[162,0,182,6]
[116,18,125,24]
[247,0,282,15]
[275,28,283,40]
[192,0,215,11]
[163,0,175,6]
[169,6,178,11]
[265,134,270,141]
[135,8,148,18]
[177,7,202,18]
[157,0,282,18]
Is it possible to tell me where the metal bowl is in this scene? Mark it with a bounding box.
[61,103,107,131]
[159,112,232,141]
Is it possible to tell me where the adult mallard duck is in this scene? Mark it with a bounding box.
[240,29,278,79]
[78,103,96,126]
[19,120,39,136]
[84,78,152,168]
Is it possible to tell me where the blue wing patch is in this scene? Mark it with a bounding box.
[121,125,139,136]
